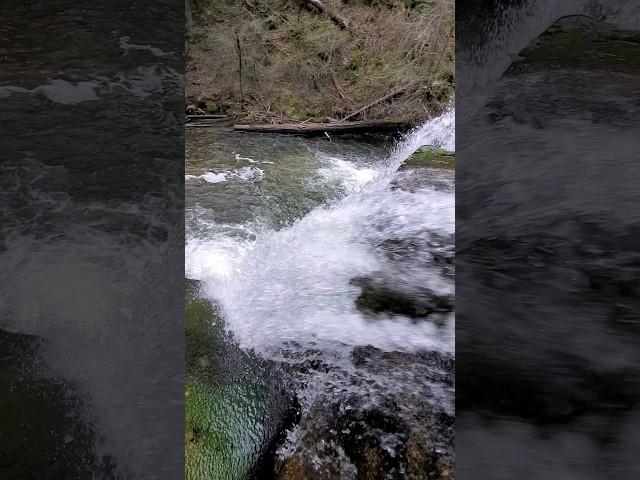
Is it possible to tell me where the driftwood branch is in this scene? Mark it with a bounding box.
[302,0,350,29]
[341,83,417,122]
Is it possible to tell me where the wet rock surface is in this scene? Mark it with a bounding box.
[377,235,455,279]
[270,161,455,479]
[275,346,454,480]
[390,169,454,194]
[393,146,454,193]
[351,275,453,321]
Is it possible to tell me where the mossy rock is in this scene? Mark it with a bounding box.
[185,280,292,480]
[400,145,455,170]
[506,15,640,75]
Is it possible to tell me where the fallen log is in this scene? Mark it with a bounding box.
[186,120,234,128]
[186,122,231,128]
[187,114,229,121]
[302,0,350,29]
[233,120,411,135]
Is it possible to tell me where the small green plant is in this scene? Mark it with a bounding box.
[288,23,306,47]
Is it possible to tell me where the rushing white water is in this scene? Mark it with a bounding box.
[187,109,455,358]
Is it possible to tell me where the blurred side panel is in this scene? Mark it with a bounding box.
[456,1,640,478]
[0,1,184,478]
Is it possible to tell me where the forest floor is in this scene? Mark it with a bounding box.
[186,0,454,124]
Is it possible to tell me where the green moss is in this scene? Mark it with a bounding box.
[401,145,455,170]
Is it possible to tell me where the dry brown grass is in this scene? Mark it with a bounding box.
[186,0,454,123]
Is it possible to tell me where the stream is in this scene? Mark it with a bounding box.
[185,110,455,478]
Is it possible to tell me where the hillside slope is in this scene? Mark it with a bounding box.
[186,0,454,123]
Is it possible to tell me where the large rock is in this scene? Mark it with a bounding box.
[275,346,454,480]
[351,274,454,321]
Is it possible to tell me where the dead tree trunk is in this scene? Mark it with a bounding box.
[302,0,350,29]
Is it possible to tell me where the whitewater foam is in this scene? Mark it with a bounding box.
[317,156,379,192]
[186,166,265,184]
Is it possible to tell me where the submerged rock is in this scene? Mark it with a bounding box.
[185,280,294,480]
[349,230,455,323]
[390,168,454,194]
[377,235,455,279]
[185,375,270,480]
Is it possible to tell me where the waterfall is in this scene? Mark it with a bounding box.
[187,109,455,360]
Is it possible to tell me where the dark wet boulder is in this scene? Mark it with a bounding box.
[351,275,454,321]
[350,346,454,380]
